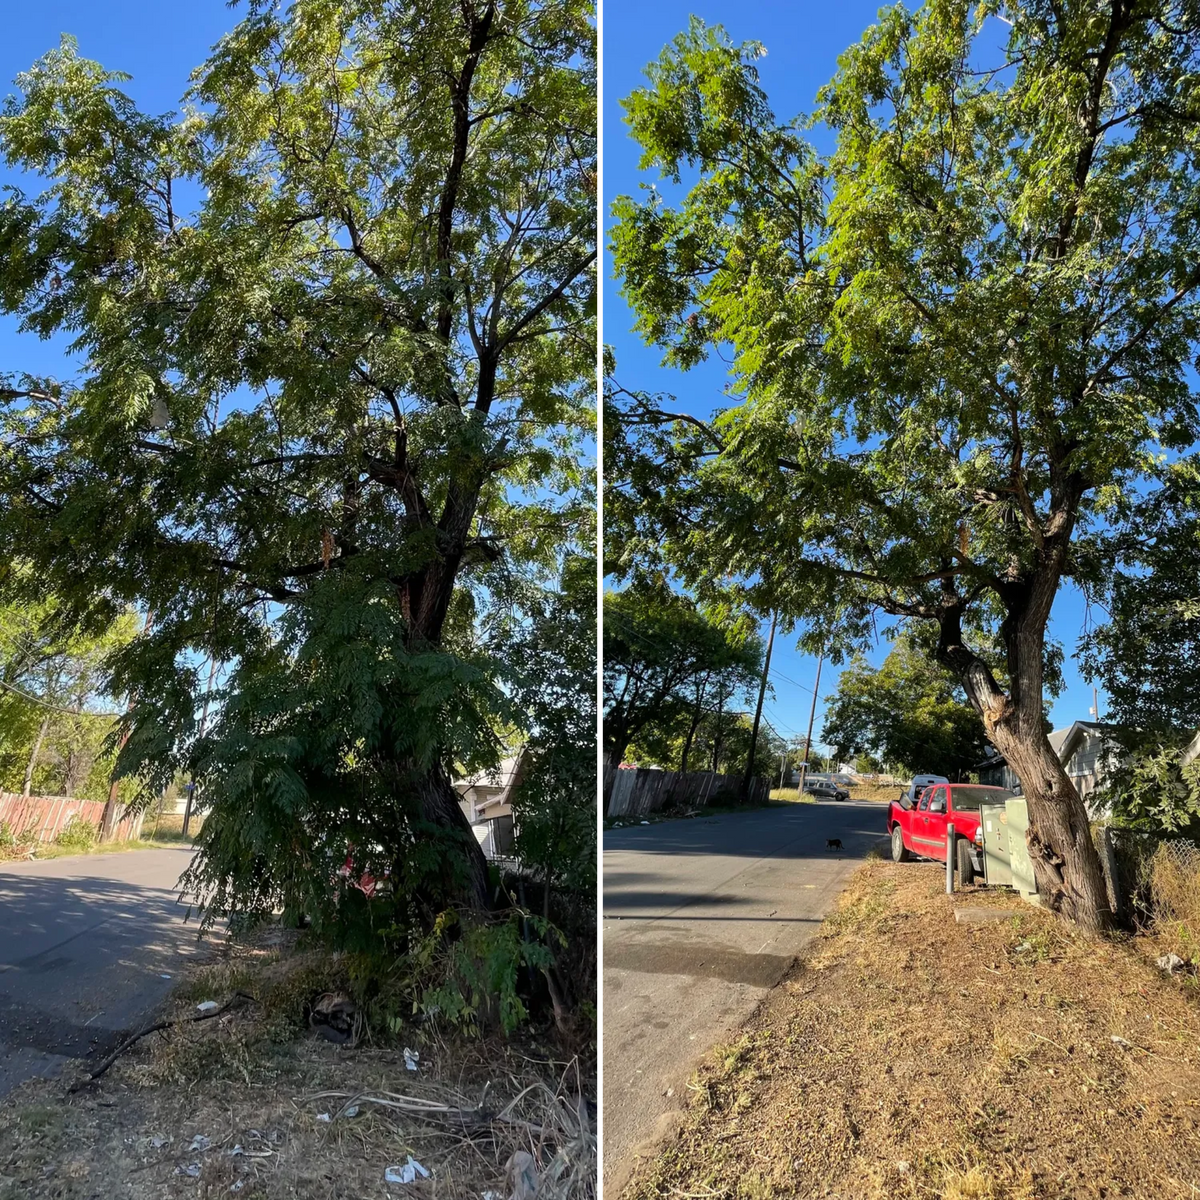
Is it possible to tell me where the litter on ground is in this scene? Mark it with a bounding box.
[384,1157,430,1184]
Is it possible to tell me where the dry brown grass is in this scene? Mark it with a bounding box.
[624,862,1200,1200]
[849,781,903,803]
[0,930,595,1200]
[1150,845,1200,965]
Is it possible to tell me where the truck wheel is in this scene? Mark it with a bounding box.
[956,837,975,885]
[891,826,910,863]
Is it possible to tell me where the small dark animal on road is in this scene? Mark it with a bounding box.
[826,838,842,852]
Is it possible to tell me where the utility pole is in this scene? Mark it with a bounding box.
[742,612,776,803]
[1091,686,1100,721]
[182,657,219,838]
[796,652,824,800]
[711,684,725,773]
[778,751,787,791]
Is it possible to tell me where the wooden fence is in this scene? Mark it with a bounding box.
[0,792,144,844]
[603,766,770,818]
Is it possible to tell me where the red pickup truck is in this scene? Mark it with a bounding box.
[887,782,1016,883]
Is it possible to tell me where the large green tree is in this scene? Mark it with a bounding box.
[0,591,139,800]
[610,2,1200,928]
[603,582,760,765]
[0,0,595,935]
[822,634,988,781]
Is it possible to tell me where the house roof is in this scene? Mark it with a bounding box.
[974,723,1113,772]
[1056,721,1122,767]
[1048,726,1072,755]
[455,756,522,791]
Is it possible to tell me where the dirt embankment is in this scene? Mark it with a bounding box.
[625,861,1200,1200]
[0,934,594,1200]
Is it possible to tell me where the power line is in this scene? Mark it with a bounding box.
[0,678,120,719]
[767,665,817,695]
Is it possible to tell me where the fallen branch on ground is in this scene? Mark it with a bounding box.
[69,991,257,1092]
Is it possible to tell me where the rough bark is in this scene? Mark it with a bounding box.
[937,579,1111,930]
[414,760,491,916]
[680,703,702,776]
[986,711,1110,929]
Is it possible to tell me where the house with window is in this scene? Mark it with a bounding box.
[454,752,526,860]
[975,722,1119,808]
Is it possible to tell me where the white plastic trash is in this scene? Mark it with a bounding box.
[385,1157,430,1184]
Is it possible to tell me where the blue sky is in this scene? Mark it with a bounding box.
[601,0,1107,757]
[0,3,233,377]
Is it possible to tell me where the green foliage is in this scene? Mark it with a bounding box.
[501,553,598,902]
[0,588,139,798]
[603,581,762,764]
[180,570,513,935]
[822,632,988,779]
[1093,742,1200,839]
[0,822,14,850]
[1081,468,1200,735]
[0,0,596,956]
[609,1,1200,694]
[54,815,96,850]
[408,909,560,1035]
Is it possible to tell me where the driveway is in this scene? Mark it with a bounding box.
[0,846,207,1095]
[602,799,885,1192]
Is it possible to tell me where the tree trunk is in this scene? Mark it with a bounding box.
[412,760,491,915]
[679,695,704,776]
[711,689,725,774]
[986,712,1109,928]
[938,582,1110,930]
[21,713,50,798]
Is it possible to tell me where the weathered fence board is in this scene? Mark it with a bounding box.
[604,768,769,817]
[0,793,144,843]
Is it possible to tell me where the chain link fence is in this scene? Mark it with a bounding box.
[1099,826,1200,947]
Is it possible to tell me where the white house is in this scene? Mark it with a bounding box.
[454,752,526,860]
[1056,722,1121,803]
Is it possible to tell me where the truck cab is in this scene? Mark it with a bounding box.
[887,783,1016,883]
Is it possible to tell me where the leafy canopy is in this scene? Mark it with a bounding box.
[0,587,139,799]
[603,581,761,762]
[0,0,595,933]
[609,2,1200,675]
[1081,466,1200,738]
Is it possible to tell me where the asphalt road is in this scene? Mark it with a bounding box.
[602,799,886,1192]
[0,846,206,1095]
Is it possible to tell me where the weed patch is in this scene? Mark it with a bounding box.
[0,926,596,1200]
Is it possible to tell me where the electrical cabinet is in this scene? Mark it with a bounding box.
[979,803,1012,887]
[1005,797,1040,905]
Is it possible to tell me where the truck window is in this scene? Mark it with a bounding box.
[950,786,1015,811]
[918,790,932,811]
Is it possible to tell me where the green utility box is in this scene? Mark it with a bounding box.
[979,803,1012,887]
[1005,797,1040,905]
[979,798,1040,906]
